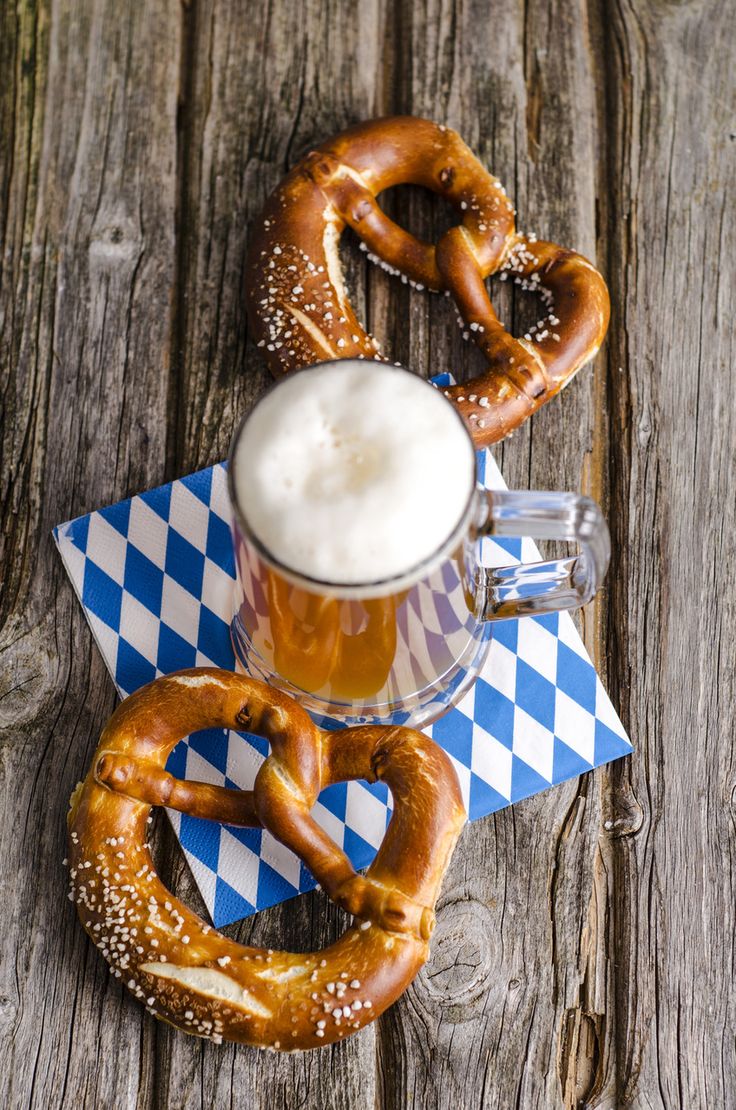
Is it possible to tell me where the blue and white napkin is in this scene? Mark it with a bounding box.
[54,385,632,927]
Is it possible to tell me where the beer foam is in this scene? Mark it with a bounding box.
[231,361,475,585]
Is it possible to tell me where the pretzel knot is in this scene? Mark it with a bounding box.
[66,669,466,1049]
[245,115,610,445]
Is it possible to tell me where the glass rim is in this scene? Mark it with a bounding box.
[226,359,478,600]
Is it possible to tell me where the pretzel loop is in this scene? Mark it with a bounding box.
[245,115,610,445]
[304,150,441,289]
[68,669,466,1049]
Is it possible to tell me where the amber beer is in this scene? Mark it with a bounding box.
[233,551,398,700]
[231,532,484,715]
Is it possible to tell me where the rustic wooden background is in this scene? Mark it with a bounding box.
[2,0,734,1107]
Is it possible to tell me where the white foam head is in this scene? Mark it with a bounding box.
[231,361,475,587]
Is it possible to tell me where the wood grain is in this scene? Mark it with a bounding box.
[1,1,734,1107]
[1,0,181,1106]
[601,2,736,1107]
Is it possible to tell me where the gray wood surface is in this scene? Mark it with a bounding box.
[1,1,734,1107]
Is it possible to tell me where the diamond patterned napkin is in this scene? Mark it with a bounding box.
[54,384,631,927]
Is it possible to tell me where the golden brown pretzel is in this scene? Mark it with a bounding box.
[245,115,610,446]
[66,668,466,1049]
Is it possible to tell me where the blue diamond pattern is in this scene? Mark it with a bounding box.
[343,826,378,871]
[116,636,156,694]
[124,546,164,616]
[552,735,593,783]
[557,641,597,714]
[99,499,131,539]
[473,679,515,749]
[82,561,122,629]
[492,619,519,653]
[534,612,560,636]
[167,740,188,778]
[493,536,523,562]
[511,754,552,802]
[223,824,262,855]
[158,621,197,672]
[515,659,557,732]
[140,483,171,523]
[179,813,221,873]
[214,876,255,922]
[432,706,474,765]
[469,772,509,820]
[257,858,301,909]
[165,531,205,598]
[318,782,348,822]
[188,728,230,776]
[594,719,633,764]
[207,514,235,574]
[197,603,231,663]
[67,513,90,553]
[183,466,213,508]
[54,397,633,929]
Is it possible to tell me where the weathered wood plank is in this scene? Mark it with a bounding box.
[156,2,389,1108]
[601,2,736,1107]
[373,3,615,1108]
[0,0,181,1107]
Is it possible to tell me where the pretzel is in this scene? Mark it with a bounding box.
[245,116,610,445]
[66,668,466,1049]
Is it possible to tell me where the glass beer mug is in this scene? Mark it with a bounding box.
[228,362,609,729]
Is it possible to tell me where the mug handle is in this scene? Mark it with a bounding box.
[471,490,610,620]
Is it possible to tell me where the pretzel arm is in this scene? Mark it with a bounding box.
[252,754,395,929]
[437,225,526,366]
[304,151,440,288]
[94,752,260,827]
[254,726,466,939]
[251,755,354,890]
[341,199,439,289]
[513,240,610,386]
[327,728,466,922]
[435,228,610,442]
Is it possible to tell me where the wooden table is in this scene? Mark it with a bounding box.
[2,2,734,1107]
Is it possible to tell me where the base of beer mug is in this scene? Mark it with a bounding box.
[230,614,492,730]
